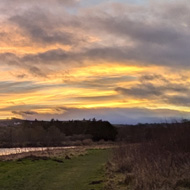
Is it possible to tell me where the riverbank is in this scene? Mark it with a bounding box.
[0,149,110,190]
[0,144,115,161]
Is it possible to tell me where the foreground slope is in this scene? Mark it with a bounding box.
[0,149,109,190]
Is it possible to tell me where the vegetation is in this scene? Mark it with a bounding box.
[1,118,190,190]
[0,119,117,147]
[0,149,110,190]
[116,119,190,143]
[106,123,190,190]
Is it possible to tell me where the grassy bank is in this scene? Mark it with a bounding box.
[106,125,190,190]
[0,149,110,190]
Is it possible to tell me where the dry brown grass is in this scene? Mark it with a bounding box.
[106,125,190,190]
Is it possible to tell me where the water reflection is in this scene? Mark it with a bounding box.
[0,147,76,156]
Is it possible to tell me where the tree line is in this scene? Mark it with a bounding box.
[0,119,117,147]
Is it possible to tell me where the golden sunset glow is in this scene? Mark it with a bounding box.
[0,0,190,123]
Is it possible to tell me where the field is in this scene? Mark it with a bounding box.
[0,149,110,190]
[105,124,190,190]
[0,121,190,190]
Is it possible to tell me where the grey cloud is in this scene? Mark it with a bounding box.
[116,84,162,98]
[115,74,190,103]
[67,76,137,89]
[0,0,79,9]
[116,83,189,99]
[12,107,190,124]
[2,41,190,79]
[0,104,49,112]
[0,44,189,79]
[12,110,38,116]
[79,36,190,67]
[0,50,74,77]
[82,47,130,62]
[2,48,126,73]
[1,1,190,70]
[154,1,190,23]
[139,74,168,83]
[166,95,190,107]
[16,74,27,79]
[22,49,70,64]
[81,1,190,67]
[0,0,79,21]
[0,81,64,94]
[28,66,46,77]
[0,53,21,66]
[10,10,78,46]
[0,81,39,94]
[73,95,118,101]
[87,15,181,45]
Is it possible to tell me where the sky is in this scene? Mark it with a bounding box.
[0,0,190,124]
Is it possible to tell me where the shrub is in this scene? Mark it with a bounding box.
[82,139,93,145]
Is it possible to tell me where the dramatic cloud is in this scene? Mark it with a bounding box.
[116,74,190,109]
[9,9,82,46]
[83,3,190,67]
[0,0,190,123]
[116,81,189,99]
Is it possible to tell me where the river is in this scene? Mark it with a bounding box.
[0,146,76,156]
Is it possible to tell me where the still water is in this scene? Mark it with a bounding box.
[0,146,76,156]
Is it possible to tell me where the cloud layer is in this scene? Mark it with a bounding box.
[0,0,190,123]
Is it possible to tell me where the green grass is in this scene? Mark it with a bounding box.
[0,149,110,190]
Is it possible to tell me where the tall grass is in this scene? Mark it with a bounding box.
[110,123,190,190]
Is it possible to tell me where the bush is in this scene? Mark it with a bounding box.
[82,139,93,145]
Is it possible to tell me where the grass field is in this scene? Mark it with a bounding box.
[0,149,110,190]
